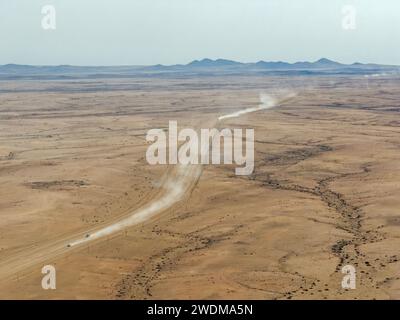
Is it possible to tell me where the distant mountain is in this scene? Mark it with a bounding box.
[185,58,344,69]
[314,58,343,67]
[183,58,379,70]
[155,58,399,75]
[254,61,291,69]
[0,58,398,79]
[187,58,243,67]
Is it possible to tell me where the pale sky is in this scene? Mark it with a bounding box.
[0,0,399,66]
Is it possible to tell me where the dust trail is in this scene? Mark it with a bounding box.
[218,93,277,120]
[0,91,304,282]
[67,92,296,247]
[68,164,200,247]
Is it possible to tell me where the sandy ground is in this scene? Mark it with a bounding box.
[1,76,400,299]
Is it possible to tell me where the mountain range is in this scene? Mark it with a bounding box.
[0,58,398,80]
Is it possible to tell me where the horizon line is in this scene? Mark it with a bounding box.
[0,57,398,68]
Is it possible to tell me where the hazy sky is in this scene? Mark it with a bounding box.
[1,0,399,65]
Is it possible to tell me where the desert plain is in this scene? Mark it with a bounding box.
[1,75,400,299]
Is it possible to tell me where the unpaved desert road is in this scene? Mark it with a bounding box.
[0,93,292,282]
[0,162,202,282]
